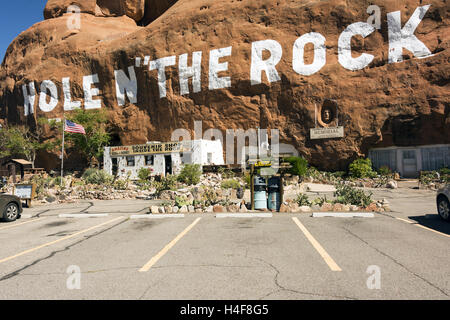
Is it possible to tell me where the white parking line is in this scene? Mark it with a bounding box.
[131,214,185,219]
[312,212,374,218]
[292,217,342,272]
[216,213,273,218]
[139,218,202,272]
[59,214,109,218]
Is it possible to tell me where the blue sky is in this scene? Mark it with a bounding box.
[0,1,46,62]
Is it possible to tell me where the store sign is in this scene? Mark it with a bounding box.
[310,127,344,140]
[110,142,185,157]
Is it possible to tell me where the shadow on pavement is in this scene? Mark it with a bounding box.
[409,214,450,236]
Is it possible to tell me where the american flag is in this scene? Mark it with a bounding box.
[64,120,86,134]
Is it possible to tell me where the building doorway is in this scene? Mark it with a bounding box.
[112,158,118,176]
[164,155,172,176]
[402,150,418,178]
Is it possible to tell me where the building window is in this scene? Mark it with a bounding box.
[180,152,192,164]
[207,153,213,164]
[126,156,135,167]
[145,155,154,166]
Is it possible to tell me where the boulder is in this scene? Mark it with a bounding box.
[1,0,449,173]
[179,205,188,213]
[386,180,398,189]
[299,206,312,213]
[213,205,224,213]
[321,203,333,212]
[279,203,290,213]
[150,205,159,214]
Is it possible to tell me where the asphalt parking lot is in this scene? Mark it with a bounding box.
[0,184,449,300]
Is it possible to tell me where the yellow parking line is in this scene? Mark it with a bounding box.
[396,217,450,238]
[395,217,414,224]
[415,224,450,238]
[0,216,125,265]
[292,217,342,272]
[139,218,202,272]
[0,217,46,231]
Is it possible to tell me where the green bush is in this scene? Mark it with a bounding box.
[218,167,234,179]
[221,179,241,190]
[244,172,251,189]
[334,184,373,207]
[348,158,376,178]
[177,164,202,185]
[82,168,114,185]
[295,193,311,207]
[378,166,392,176]
[153,175,177,195]
[138,168,153,181]
[285,156,308,177]
[113,179,128,190]
[175,195,192,208]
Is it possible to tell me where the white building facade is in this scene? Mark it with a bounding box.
[104,140,224,180]
[369,144,450,178]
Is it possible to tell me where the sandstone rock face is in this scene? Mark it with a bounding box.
[1,0,449,171]
[44,0,152,22]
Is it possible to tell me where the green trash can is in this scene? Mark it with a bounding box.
[254,176,267,210]
[267,177,281,211]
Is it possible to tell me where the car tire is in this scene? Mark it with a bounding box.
[437,196,450,222]
[3,202,19,222]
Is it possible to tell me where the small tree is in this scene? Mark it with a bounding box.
[0,119,58,168]
[349,158,376,178]
[65,109,111,167]
[177,164,202,185]
[285,156,308,177]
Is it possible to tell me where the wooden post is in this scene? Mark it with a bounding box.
[250,164,255,211]
[280,173,284,206]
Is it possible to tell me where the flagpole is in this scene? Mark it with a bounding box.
[61,116,65,188]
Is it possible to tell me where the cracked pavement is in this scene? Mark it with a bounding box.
[0,187,449,300]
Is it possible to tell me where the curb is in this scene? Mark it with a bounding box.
[216,213,273,218]
[130,214,185,219]
[312,212,374,218]
[59,213,109,218]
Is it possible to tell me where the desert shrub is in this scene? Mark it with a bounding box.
[221,179,241,190]
[378,166,392,176]
[306,166,320,179]
[153,175,177,195]
[244,172,251,189]
[285,156,308,177]
[202,186,220,206]
[82,168,114,185]
[348,158,376,178]
[331,171,346,178]
[218,167,234,179]
[138,168,153,181]
[334,184,373,207]
[312,197,328,206]
[177,164,202,185]
[113,179,128,190]
[295,193,311,207]
[175,195,192,208]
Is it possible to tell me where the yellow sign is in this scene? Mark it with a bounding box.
[110,142,185,157]
[255,160,272,167]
